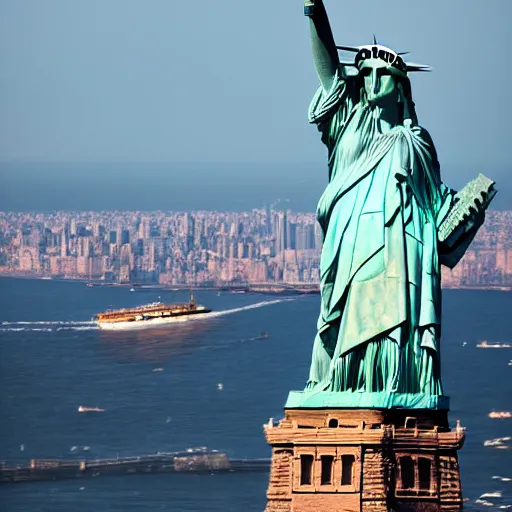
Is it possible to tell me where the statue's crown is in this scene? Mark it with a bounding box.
[336,37,431,75]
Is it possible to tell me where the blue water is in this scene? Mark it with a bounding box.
[0,278,510,511]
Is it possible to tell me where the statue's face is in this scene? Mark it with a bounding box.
[359,60,398,106]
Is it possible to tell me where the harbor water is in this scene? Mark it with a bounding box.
[0,278,510,511]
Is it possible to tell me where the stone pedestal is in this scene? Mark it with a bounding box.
[264,408,464,512]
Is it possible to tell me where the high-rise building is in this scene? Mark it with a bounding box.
[60,227,68,257]
[314,222,323,251]
[139,216,151,240]
[121,230,130,245]
[273,211,287,255]
[92,222,103,239]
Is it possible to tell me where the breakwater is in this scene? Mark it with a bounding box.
[0,450,270,484]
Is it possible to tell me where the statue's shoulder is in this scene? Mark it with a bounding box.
[341,72,360,96]
[309,71,358,126]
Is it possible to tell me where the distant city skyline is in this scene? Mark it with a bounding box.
[1,209,511,290]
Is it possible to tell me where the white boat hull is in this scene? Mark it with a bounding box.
[97,312,212,331]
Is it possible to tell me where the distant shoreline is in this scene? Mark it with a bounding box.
[0,273,510,293]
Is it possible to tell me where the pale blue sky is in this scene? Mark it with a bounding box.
[0,0,510,210]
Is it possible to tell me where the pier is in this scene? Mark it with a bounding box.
[0,450,270,484]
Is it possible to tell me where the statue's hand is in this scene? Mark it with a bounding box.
[304,0,316,16]
[458,197,485,235]
[469,199,485,223]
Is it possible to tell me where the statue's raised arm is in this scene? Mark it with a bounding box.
[304,0,339,92]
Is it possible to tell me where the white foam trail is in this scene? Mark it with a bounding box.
[207,298,293,319]
[0,325,98,333]
[56,326,98,332]
[1,320,94,326]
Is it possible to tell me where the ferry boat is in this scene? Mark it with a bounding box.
[488,411,512,419]
[94,295,212,331]
[476,340,511,348]
[78,405,105,413]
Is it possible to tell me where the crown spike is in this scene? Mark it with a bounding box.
[373,34,378,45]
[405,62,433,72]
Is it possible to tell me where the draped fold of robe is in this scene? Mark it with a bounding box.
[306,71,476,397]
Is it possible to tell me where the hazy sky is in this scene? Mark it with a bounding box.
[0,0,511,210]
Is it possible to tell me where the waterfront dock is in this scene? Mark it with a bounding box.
[0,450,270,484]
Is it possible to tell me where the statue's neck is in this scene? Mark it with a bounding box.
[365,91,403,133]
[372,104,401,133]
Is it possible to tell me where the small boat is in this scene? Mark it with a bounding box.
[484,436,511,448]
[70,445,91,452]
[130,288,135,292]
[78,405,105,413]
[479,492,502,499]
[476,341,511,348]
[488,411,512,419]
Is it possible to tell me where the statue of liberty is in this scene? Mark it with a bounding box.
[296,0,496,408]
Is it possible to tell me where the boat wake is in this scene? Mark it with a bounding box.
[206,298,293,319]
[1,320,96,326]
[0,320,97,333]
[0,298,293,333]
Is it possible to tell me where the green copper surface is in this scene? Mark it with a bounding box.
[292,0,496,410]
[285,391,450,410]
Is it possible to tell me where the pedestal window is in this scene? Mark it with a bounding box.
[300,454,314,486]
[320,455,334,485]
[418,457,432,490]
[341,454,355,486]
[400,456,415,490]
[397,454,436,497]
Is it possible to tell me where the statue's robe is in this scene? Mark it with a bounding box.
[307,71,479,396]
